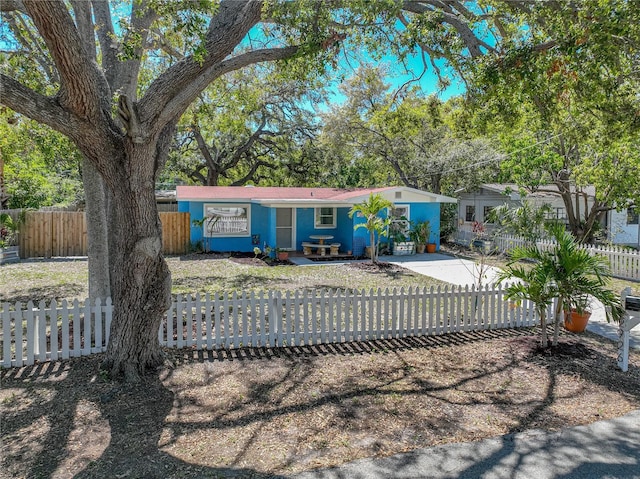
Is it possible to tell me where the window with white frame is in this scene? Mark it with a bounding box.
[314,207,336,228]
[628,207,639,225]
[203,203,250,237]
[389,205,410,236]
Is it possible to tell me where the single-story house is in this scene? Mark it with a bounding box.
[176,186,457,254]
[458,183,639,246]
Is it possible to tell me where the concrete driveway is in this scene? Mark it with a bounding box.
[383,252,503,288]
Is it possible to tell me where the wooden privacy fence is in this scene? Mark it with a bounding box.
[16,210,190,258]
[159,211,191,255]
[1,285,539,368]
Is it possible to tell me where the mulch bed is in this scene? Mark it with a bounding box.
[2,328,639,479]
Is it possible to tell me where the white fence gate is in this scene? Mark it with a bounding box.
[1,286,539,368]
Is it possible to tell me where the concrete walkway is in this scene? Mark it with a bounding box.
[291,409,640,479]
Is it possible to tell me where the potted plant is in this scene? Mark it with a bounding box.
[547,224,625,337]
[409,220,430,254]
[0,211,24,264]
[275,247,289,261]
[563,294,592,333]
[498,223,624,347]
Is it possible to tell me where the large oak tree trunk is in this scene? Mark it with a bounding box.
[101,141,172,381]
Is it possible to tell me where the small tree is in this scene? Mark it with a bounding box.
[489,201,553,242]
[497,248,559,348]
[349,193,393,264]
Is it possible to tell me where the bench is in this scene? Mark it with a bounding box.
[301,242,341,256]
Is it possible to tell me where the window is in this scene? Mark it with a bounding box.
[314,207,336,228]
[203,204,250,237]
[545,207,567,221]
[628,208,639,225]
[483,206,494,223]
[465,205,475,222]
[389,205,410,236]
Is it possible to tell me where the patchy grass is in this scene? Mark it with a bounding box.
[0,255,448,304]
[2,329,639,478]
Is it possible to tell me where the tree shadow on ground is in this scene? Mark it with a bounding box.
[2,327,638,479]
[1,283,86,303]
[1,359,287,479]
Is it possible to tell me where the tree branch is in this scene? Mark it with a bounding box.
[4,12,59,84]
[70,0,96,61]
[231,160,275,186]
[0,73,79,138]
[151,45,299,136]
[0,0,25,13]
[22,0,110,120]
[92,0,118,88]
[139,1,263,131]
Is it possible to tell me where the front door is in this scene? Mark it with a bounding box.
[276,208,295,250]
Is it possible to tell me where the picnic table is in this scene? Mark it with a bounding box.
[302,235,340,256]
[309,234,334,244]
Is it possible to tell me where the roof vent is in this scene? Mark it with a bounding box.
[395,191,402,199]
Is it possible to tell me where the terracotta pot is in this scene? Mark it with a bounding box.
[277,251,289,260]
[416,244,426,254]
[426,243,437,253]
[564,309,591,333]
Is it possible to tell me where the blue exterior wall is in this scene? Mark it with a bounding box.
[179,200,269,252]
[294,207,353,252]
[351,202,442,250]
[178,199,443,253]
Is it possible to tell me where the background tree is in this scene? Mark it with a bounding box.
[319,65,501,194]
[0,109,83,209]
[162,64,322,187]
[468,0,640,242]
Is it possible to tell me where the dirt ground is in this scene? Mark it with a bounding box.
[2,328,640,479]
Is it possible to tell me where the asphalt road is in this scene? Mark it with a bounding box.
[290,409,640,479]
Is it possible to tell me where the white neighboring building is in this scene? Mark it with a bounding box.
[608,207,639,248]
[457,184,638,248]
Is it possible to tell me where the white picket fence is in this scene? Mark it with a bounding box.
[492,234,640,280]
[1,298,113,368]
[454,231,640,281]
[1,286,540,368]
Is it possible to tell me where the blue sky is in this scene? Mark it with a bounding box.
[320,49,465,109]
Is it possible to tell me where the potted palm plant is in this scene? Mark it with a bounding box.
[498,224,624,347]
[547,224,625,338]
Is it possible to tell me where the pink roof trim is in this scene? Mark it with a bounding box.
[176,186,396,201]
